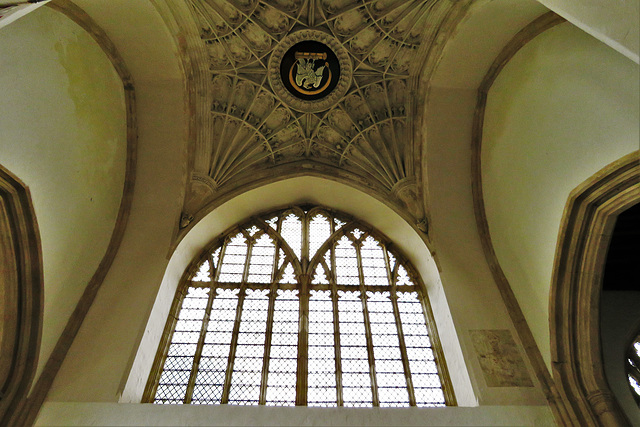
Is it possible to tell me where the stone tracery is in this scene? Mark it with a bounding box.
[182,0,469,229]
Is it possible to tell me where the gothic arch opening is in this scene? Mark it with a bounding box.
[0,165,43,426]
[145,205,454,407]
[550,152,640,426]
[122,177,474,406]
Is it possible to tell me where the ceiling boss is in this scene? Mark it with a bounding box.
[269,30,351,113]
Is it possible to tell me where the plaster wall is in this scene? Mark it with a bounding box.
[482,23,640,370]
[0,6,127,384]
[536,0,639,63]
[601,291,640,426]
[45,0,188,402]
[425,87,546,406]
[430,0,548,89]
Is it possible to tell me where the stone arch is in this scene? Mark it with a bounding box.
[122,176,474,405]
[550,151,640,426]
[0,165,43,426]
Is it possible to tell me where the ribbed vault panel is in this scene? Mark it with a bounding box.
[182,0,469,230]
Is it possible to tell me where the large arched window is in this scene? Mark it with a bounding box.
[145,206,453,407]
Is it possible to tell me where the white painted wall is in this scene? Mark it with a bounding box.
[423,0,551,407]
[536,0,639,63]
[482,23,640,370]
[0,6,127,384]
[44,0,188,403]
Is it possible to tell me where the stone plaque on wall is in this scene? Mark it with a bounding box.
[470,329,533,387]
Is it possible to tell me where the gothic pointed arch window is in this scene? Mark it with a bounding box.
[145,206,454,407]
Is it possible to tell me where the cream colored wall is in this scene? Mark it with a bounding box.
[423,0,550,407]
[536,0,639,63]
[0,6,127,384]
[44,0,188,403]
[482,23,640,370]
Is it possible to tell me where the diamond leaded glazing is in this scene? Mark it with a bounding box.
[150,206,448,407]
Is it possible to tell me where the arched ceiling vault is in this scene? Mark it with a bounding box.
[166,0,474,234]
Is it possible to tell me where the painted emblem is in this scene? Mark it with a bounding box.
[291,52,330,94]
[280,41,340,101]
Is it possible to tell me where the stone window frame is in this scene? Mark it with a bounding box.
[143,205,455,407]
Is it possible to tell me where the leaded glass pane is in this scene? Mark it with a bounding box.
[311,263,329,285]
[361,236,388,286]
[229,289,269,405]
[309,213,331,260]
[308,290,337,407]
[338,291,372,407]
[154,287,208,404]
[218,233,247,283]
[153,207,449,408]
[192,260,211,282]
[247,233,275,283]
[367,291,409,407]
[335,236,359,286]
[266,289,298,406]
[280,213,302,261]
[397,292,445,407]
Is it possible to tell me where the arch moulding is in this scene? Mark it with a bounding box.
[122,176,475,406]
[0,165,43,427]
[550,151,640,426]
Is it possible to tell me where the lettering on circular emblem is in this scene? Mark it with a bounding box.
[268,30,352,113]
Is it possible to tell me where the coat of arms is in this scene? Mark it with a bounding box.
[275,36,345,108]
[289,52,331,95]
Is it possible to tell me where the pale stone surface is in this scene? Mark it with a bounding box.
[482,22,639,370]
[35,402,555,426]
[0,5,127,386]
[470,330,533,387]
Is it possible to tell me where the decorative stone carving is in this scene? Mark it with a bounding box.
[0,165,43,426]
[268,29,352,113]
[182,0,467,226]
[469,329,534,387]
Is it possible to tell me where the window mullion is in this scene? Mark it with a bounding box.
[292,212,310,405]
[221,236,253,404]
[356,242,379,407]
[259,236,281,405]
[328,226,344,407]
[184,253,218,403]
[296,274,310,405]
[383,246,416,406]
[331,282,344,405]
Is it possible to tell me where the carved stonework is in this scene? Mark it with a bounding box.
[181,0,470,227]
[0,166,43,426]
[469,329,534,387]
[268,29,352,113]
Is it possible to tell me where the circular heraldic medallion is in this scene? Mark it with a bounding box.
[268,30,351,113]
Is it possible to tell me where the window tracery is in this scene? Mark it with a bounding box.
[146,206,452,407]
[627,334,640,405]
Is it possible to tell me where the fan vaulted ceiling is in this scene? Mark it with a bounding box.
[179,0,470,231]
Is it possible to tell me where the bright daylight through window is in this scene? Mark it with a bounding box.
[146,206,451,407]
[627,334,640,405]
